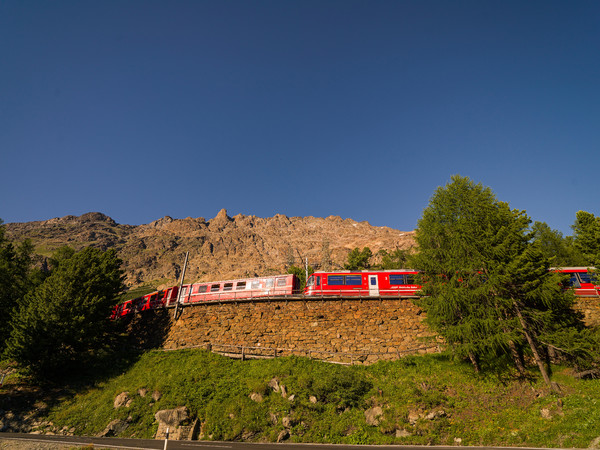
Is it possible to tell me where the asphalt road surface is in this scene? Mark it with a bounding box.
[0,433,573,450]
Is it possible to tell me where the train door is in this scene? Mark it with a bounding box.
[368,275,379,296]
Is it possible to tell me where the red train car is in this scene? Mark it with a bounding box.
[178,274,300,304]
[552,267,599,297]
[111,286,180,319]
[304,270,421,297]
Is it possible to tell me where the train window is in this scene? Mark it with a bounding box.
[266,279,274,288]
[328,275,344,285]
[306,276,314,287]
[389,275,407,285]
[316,276,320,286]
[568,274,581,288]
[580,273,598,284]
[181,287,188,295]
[210,284,220,292]
[223,283,233,291]
[276,277,287,287]
[194,285,208,294]
[236,281,246,290]
[346,275,362,285]
[251,280,260,289]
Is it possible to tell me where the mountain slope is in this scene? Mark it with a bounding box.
[6,210,416,288]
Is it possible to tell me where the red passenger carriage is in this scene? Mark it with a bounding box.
[111,274,300,318]
[178,274,300,304]
[110,286,179,319]
[304,270,421,297]
[552,267,599,296]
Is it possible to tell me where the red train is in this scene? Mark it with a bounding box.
[111,274,300,319]
[111,268,599,319]
[110,286,179,319]
[304,270,421,297]
[552,267,599,297]
[177,274,299,304]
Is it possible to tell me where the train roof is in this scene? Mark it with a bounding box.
[311,269,419,274]
[187,273,294,285]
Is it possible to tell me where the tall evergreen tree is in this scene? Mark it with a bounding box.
[0,219,36,346]
[411,176,579,388]
[344,247,372,270]
[375,249,409,269]
[572,211,600,266]
[4,247,124,380]
[531,221,585,266]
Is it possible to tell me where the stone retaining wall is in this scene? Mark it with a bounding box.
[574,296,600,327]
[163,297,437,363]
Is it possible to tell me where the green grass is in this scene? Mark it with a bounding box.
[39,350,600,446]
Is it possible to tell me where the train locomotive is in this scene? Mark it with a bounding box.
[304,270,421,297]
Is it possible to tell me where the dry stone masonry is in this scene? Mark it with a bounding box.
[164,297,437,362]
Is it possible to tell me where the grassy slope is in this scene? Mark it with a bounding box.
[42,350,600,447]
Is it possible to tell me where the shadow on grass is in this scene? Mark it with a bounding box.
[0,308,173,424]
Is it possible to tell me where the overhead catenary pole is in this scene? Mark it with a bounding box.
[173,251,189,319]
[305,257,309,286]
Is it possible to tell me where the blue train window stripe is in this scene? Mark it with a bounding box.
[389,275,406,285]
[328,275,345,285]
[346,275,362,285]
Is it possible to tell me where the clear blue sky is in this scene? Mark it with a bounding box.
[1,1,598,236]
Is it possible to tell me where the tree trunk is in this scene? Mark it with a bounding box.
[514,302,560,394]
[468,351,481,372]
[508,340,526,376]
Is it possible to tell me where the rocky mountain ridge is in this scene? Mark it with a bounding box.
[5,210,416,289]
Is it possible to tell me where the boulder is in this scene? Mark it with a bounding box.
[99,419,128,437]
[114,392,132,409]
[155,407,193,440]
[425,409,446,420]
[268,377,280,392]
[277,429,290,442]
[155,406,189,427]
[282,416,296,428]
[365,406,383,426]
[396,429,411,438]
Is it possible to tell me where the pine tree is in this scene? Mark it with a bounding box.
[376,249,409,269]
[4,247,124,380]
[0,219,36,346]
[572,211,600,266]
[531,221,586,266]
[411,176,581,388]
[344,247,372,270]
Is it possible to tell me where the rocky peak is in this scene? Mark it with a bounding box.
[208,209,233,231]
[79,212,116,225]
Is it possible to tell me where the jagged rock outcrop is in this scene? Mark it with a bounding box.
[5,210,416,289]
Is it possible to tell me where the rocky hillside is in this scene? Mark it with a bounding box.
[5,210,416,289]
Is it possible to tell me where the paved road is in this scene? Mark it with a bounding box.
[0,433,574,450]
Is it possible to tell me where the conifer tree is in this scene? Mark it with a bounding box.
[531,221,586,266]
[0,219,36,346]
[572,211,600,266]
[411,176,579,388]
[4,247,124,380]
[344,247,372,270]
